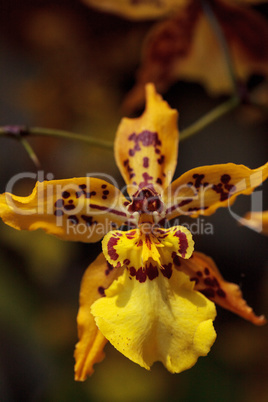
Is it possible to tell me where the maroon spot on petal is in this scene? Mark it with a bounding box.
[174,230,188,258]
[54,209,64,217]
[204,277,218,287]
[157,155,165,165]
[225,183,235,192]
[193,173,205,188]
[107,236,119,260]
[103,190,109,195]
[62,191,71,199]
[79,184,87,190]
[102,196,107,200]
[129,266,136,277]
[204,267,210,276]
[105,262,114,275]
[124,201,129,206]
[81,215,96,226]
[68,215,79,225]
[178,198,193,208]
[143,157,149,168]
[98,286,105,296]
[161,263,172,279]
[101,184,107,189]
[200,288,215,299]
[76,191,84,198]
[85,191,97,198]
[123,259,130,266]
[54,199,64,208]
[64,204,75,211]
[221,174,231,184]
[136,267,147,283]
[188,206,208,212]
[172,252,181,266]
[128,130,162,157]
[146,263,159,280]
[190,277,199,284]
[156,178,162,185]
[216,288,226,298]
[220,192,229,202]
[196,271,203,277]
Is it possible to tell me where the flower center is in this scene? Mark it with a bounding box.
[127,188,165,227]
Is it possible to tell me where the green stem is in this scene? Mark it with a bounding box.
[1,97,240,152]
[201,0,238,96]
[0,126,114,149]
[19,137,41,168]
[180,96,240,141]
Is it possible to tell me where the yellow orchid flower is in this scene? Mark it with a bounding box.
[0,84,267,381]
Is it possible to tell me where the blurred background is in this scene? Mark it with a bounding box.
[0,1,267,401]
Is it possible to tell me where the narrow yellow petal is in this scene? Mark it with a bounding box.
[163,162,268,219]
[91,268,216,373]
[0,178,129,242]
[115,83,179,195]
[177,251,266,326]
[74,253,124,381]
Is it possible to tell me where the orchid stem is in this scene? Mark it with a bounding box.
[180,96,240,141]
[201,0,239,96]
[19,137,41,168]
[0,126,114,149]
[1,97,240,152]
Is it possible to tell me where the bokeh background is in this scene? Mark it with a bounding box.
[0,1,267,401]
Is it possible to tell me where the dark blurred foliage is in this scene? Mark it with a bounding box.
[0,1,267,401]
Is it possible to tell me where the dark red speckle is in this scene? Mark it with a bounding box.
[128,130,161,157]
[62,191,70,199]
[216,288,226,298]
[143,157,149,168]
[107,237,119,260]
[161,263,172,279]
[200,288,215,299]
[146,263,159,280]
[98,286,105,296]
[221,174,231,184]
[174,230,188,258]
[136,267,147,283]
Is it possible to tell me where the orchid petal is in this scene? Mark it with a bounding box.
[91,267,216,373]
[177,251,266,326]
[240,211,268,235]
[123,0,268,111]
[102,225,194,279]
[0,178,129,243]
[115,83,179,196]
[163,162,268,219]
[82,0,189,20]
[74,252,124,380]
